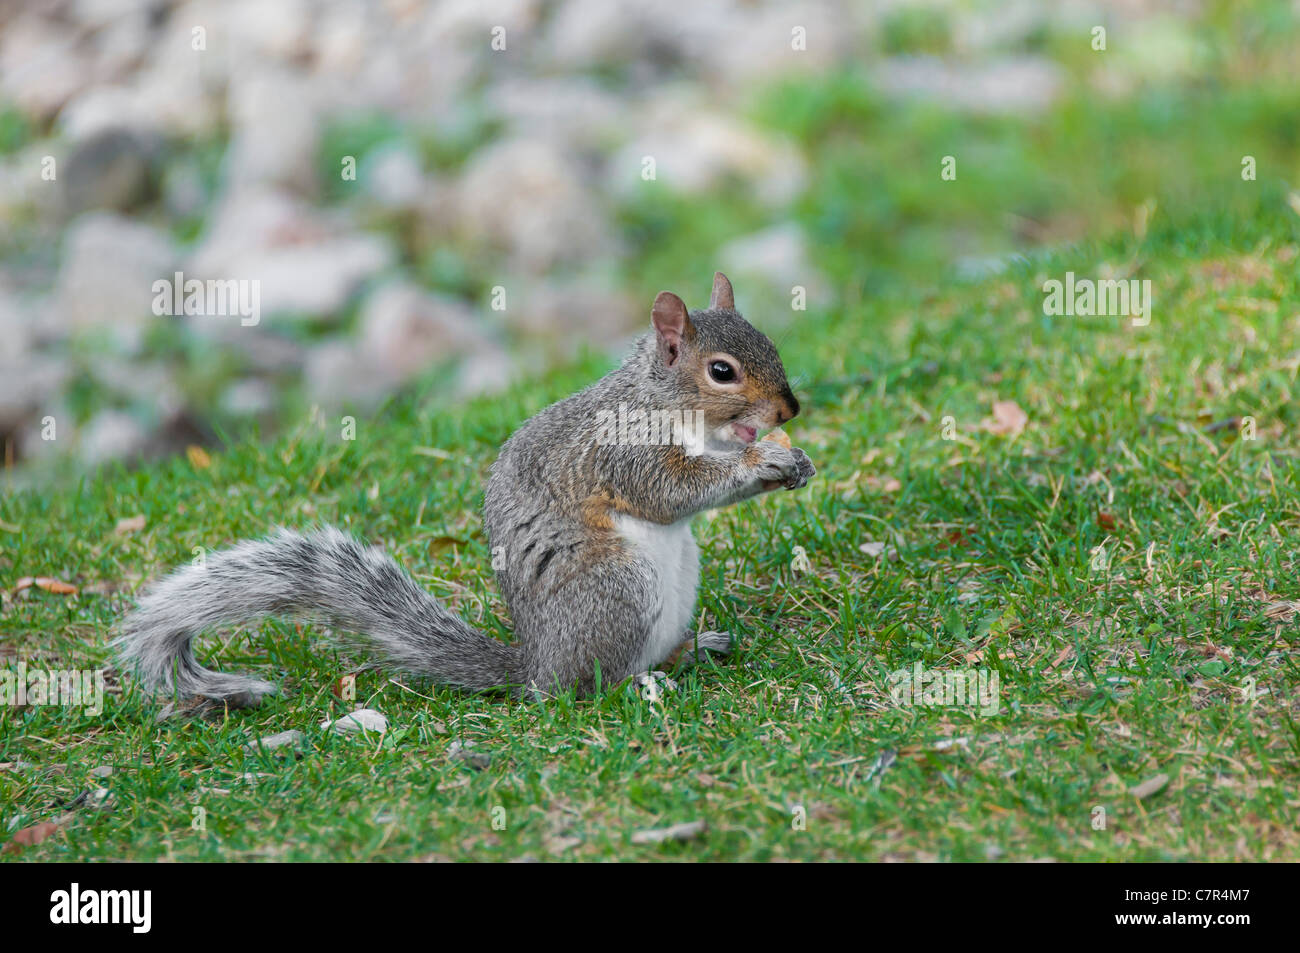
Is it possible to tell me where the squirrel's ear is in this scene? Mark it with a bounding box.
[651,291,690,367]
[709,271,735,310]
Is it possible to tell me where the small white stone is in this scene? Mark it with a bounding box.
[322,709,388,735]
[447,740,491,770]
[631,820,707,845]
[244,729,305,752]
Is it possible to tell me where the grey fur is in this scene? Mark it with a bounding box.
[116,274,815,708]
[116,527,517,706]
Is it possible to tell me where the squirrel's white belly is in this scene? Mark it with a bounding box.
[612,514,700,672]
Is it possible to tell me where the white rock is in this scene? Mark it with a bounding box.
[358,282,481,382]
[608,101,806,206]
[542,0,641,68]
[423,0,541,44]
[0,14,91,120]
[506,276,634,341]
[454,347,514,400]
[59,12,221,141]
[224,68,320,193]
[322,709,388,735]
[162,160,207,219]
[542,0,726,71]
[484,78,624,147]
[456,138,614,272]
[244,729,305,752]
[88,359,182,416]
[873,56,1063,115]
[0,147,59,220]
[87,5,155,78]
[220,378,276,417]
[701,4,849,85]
[362,143,429,211]
[188,187,394,320]
[224,0,314,61]
[79,409,148,466]
[719,223,826,301]
[0,283,35,360]
[308,281,511,407]
[313,4,371,75]
[542,0,848,86]
[14,401,70,466]
[53,212,176,349]
[304,340,388,408]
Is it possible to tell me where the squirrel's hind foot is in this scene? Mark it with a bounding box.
[667,630,734,670]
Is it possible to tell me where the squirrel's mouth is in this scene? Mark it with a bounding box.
[731,423,757,444]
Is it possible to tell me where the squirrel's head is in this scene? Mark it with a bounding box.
[649,272,800,447]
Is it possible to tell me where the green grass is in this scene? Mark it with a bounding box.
[5,4,1300,859]
[3,199,1298,860]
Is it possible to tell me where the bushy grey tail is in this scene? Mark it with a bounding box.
[115,527,517,708]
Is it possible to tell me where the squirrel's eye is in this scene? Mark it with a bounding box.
[708,360,737,383]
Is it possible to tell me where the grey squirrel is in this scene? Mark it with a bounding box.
[116,272,816,707]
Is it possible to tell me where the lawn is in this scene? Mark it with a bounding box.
[4,205,1298,860]
[4,32,1300,859]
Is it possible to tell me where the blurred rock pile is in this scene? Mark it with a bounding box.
[0,0,1093,471]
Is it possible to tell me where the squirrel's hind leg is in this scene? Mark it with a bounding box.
[664,630,734,671]
[518,561,653,697]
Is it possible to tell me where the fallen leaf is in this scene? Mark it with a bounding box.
[1098,512,1116,531]
[186,445,212,469]
[425,536,470,555]
[243,729,304,753]
[3,818,66,853]
[863,475,902,493]
[984,400,1028,437]
[1044,645,1075,672]
[114,514,146,535]
[937,528,971,550]
[14,576,78,595]
[1264,601,1298,621]
[543,835,582,853]
[859,541,887,558]
[1129,773,1169,800]
[1096,772,1127,796]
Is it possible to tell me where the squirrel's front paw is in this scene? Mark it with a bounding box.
[756,443,816,491]
[787,447,816,489]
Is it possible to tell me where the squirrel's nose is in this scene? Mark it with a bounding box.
[777,392,800,423]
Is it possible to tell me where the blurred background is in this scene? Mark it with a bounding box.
[1,0,1297,479]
